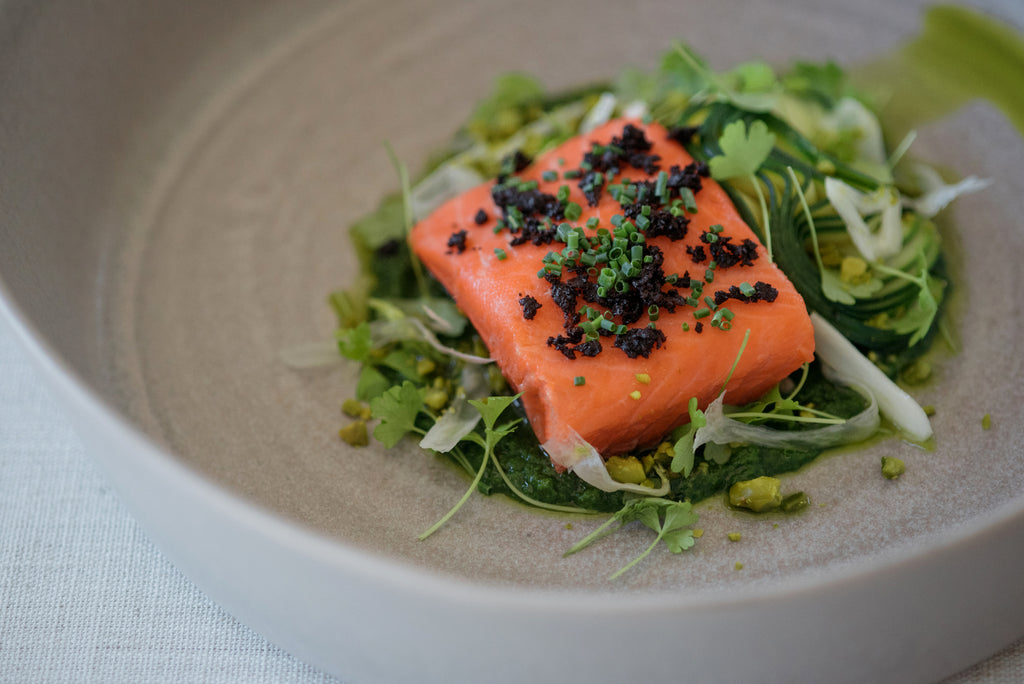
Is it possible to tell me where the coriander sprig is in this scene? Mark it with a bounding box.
[564,497,699,580]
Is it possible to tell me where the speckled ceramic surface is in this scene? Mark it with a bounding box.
[2,1,1023,682]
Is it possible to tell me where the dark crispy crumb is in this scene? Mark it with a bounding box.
[614,327,667,359]
[667,125,699,147]
[473,208,488,225]
[694,321,703,333]
[519,294,542,320]
[686,244,707,263]
[713,281,779,306]
[582,123,661,175]
[447,230,468,254]
[700,233,760,268]
[496,150,532,183]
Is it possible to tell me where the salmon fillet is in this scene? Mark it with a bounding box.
[409,118,815,463]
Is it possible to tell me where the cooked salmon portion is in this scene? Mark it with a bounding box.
[409,118,814,462]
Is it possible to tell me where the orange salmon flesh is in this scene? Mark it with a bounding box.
[409,118,815,460]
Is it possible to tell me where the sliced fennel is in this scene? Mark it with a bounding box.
[810,312,933,441]
[693,387,879,453]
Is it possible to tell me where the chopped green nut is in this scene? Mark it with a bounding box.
[729,476,783,512]
[339,420,369,447]
[734,562,744,571]
[635,373,651,384]
[780,491,810,513]
[881,456,906,480]
[605,455,647,485]
[423,387,449,411]
[901,358,932,385]
[727,532,742,542]
[982,413,992,430]
[629,390,642,400]
[415,358,437,377]
[923,405,937,417]
[342,398,372,420]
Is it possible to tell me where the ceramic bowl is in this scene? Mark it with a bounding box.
[1,0,1022,681]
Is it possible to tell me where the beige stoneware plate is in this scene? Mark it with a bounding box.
[1,1,1022,681]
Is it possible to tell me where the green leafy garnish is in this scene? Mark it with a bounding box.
[564,497,699,580]
[708,120,776,260]
[418,394,522,540]
[369,381,425,448]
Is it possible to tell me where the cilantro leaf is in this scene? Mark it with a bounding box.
[709,119,777,181]
[336,321,372,362]
[467,394,520,432]
[565,497,699,579]
[356,365,390,402]
[418,393,523,540]
[369,381,424,448]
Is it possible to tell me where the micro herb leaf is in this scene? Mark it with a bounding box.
[709,119,776,181]
[418,393,524,541]
[369,380,425,448]
[670,396,707,476]
[468,394,521,432]
[355,365,390,402]
[565,497,699,579]
[336,321,372,362]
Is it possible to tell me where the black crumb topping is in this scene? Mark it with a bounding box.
[473,208,488,225]
[614,327,667,359]
[644,210,689,241]
[491,184,564,221]
[582,123,661,176]
[519,294,542,320]
[686,244,707,263]
[496,150,532,183]
[694,321,704,333]
[702,235,760,268]
[447,230,468,254]
[667,125,699,147]
[713,281,780,306]
[547,332,602,360]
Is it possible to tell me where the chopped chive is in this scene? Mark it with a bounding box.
[494,248,507,260]
[709,223,724,234]
[564,202,583,221]
[542,170,558,182]
[574,376,586,387]
[648,305,660,321]
[705,269,715,283]
[694,307,711,319]
[557,185,570,202]
[682,322,690,331]
[563,169,581,179]
[680,188,698,213]
[586,217,600,229]
[704,295,717,310]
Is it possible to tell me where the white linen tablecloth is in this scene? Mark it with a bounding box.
[1,318,1022,683]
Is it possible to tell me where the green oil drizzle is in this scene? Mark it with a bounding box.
[852,4,1024,139]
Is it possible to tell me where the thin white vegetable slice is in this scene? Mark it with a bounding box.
[420,397,482,452]
[810,312,933,441]
[542,427,670,496]
[825,177,903,261]
[905,163,991,218]
[693,385,879,452]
